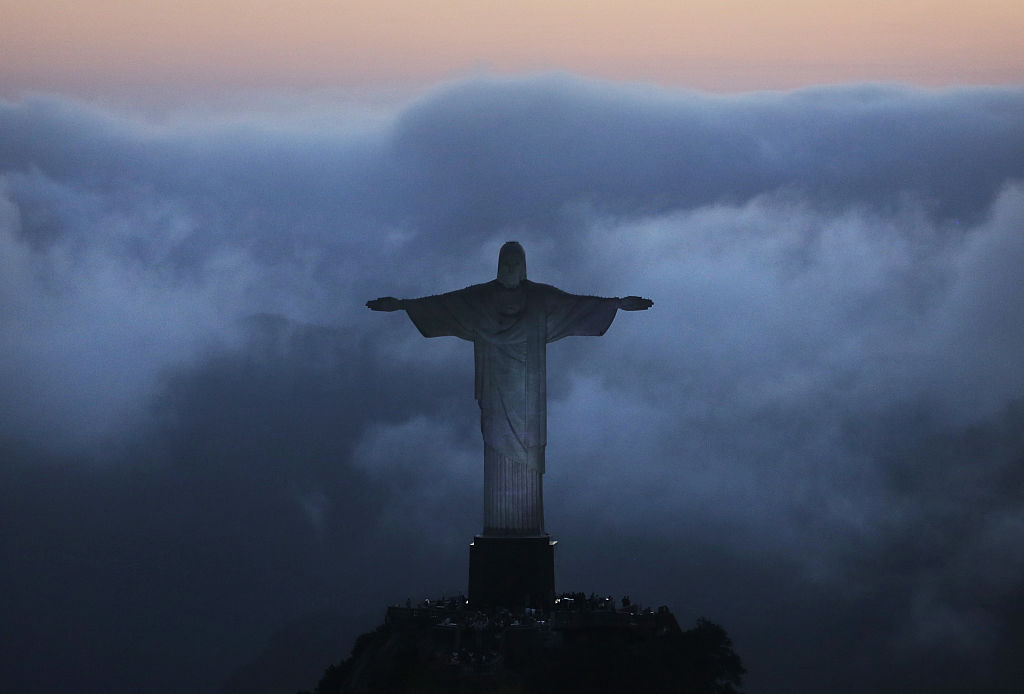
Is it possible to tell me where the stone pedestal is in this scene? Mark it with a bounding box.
[468,535,555,610]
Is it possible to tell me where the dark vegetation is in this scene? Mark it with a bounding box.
[298,595,744,694]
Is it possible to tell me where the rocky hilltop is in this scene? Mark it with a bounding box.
[299,594,744,694]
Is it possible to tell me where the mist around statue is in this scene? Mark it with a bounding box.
[5,73,1024,694]
[280,243,747,694]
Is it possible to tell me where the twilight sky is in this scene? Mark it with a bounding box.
[3,0,1024,96]
[2,3,1024,694]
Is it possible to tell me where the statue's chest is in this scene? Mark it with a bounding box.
[477,285,542,347]
[492,286,527,317]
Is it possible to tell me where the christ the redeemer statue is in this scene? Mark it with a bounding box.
[367,241,652,538]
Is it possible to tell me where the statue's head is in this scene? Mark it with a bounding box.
[497,241,527,288]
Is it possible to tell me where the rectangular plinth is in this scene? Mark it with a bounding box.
[468,535,555,610]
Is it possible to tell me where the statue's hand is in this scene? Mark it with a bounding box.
[366,297,404,311]
[619,296,653,311]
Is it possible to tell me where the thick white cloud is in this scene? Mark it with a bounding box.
[1,76,1023,694]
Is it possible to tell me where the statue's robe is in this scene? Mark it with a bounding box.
[404,279,619,536]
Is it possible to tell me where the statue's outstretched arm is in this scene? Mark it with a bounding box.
[366,297,407,312]
[618,296,653,311]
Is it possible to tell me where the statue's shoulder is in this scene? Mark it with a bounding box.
[465,280,498,295]
[524,281,569,302]
[441,280,493,296]
[441,280,498,305]
[524,280,561,294]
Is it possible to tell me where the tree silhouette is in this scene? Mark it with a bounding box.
[299,612,745,694]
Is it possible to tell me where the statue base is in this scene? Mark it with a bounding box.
[468,535,555,610]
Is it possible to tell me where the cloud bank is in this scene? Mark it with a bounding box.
[2,75,1023,693]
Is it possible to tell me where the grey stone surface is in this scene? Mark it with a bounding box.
[368,242,651,536]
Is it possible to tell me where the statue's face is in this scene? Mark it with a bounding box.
[497,242,526,288]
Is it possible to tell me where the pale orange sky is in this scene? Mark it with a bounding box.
[2,0,1023,98]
